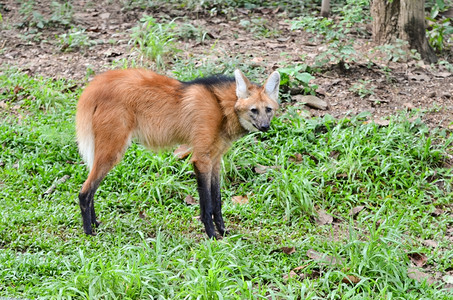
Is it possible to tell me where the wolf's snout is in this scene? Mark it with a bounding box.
[258,123,270,132]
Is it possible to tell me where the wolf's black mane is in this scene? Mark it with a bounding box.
[181,75,235,88]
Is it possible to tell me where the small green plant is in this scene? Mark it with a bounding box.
[335,0,371,29]
[438,59,453,72]
[426,16,453,52]
[291,1,372,70]
[57,27,94,52]
[129,16,178,69]
[278,64,318,95]
[176,22,211,44]
[17,0,73,28]
[239,17,280,38]
[349,79,375,98]
[291,16,357,70]
[49,0,73,27]
[85,66,96,80]
[111,57,139,70]
[122,0,154,10]
[316,41,357,70]
[426,0,453,52]
[171,54,243,81]
[372,39,411,63]
[291,15,335,38]
[18,0,41,28]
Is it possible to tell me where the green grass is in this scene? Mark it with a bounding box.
[1,67,453,299]
[129,16,178,69]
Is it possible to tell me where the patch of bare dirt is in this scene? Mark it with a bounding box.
[1,0,452,128]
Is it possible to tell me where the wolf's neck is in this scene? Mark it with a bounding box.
[213,83,248,141]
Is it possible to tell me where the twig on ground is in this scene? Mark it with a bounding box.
[42,175,70,198]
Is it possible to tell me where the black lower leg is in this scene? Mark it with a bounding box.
[90,203,100,227]
[79,190,94,235]
[211,174,226,236]
[194,165,215,238]
[79,180,101,235]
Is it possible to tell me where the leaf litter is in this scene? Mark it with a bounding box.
[349,205,365,218]
[184,194,198,205]
[231,195,249,205]
[408,252,428,267]
[285,249,361,285]
[314,209,333,226]
[253,164,281,174]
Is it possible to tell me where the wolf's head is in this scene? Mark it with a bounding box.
[234,69,280,132]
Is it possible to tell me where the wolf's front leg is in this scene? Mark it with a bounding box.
[211,164,226,236]
[193,163,216,238]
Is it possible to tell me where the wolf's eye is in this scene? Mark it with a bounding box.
[250,108,258,114]
[265,107,272,113]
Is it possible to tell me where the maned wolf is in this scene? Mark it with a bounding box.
[76,69,280,238]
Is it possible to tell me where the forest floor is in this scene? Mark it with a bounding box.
[1,0,452,129]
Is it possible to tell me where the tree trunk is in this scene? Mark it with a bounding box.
[321,0,330,17]
[399,0,437,63]
[371,0,400,44]
[371,0,437,63]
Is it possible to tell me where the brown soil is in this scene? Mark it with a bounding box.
[1,1,452,128]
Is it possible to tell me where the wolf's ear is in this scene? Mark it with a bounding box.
[264,71,280,103]
[234,69,251,99]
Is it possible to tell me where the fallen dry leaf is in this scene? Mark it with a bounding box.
[231,195,248,205]
[306,249,322,261]
[138,211,147,219]
[373,119,390,127]
[342,274,361,285]
[403,102,416,110]
[431,208,444,217]
[253,164,280,174]
[336,173,348,179]
[281,246,296,255]
[283,270,298,281]
[295,95,328,110]
[270,246,296,256]
[349,206,365,218]
[184,195,197,205]
[288,153,303,163]
[254,164,268,174]
[173,144,192,159]
[292,265,308,272]
[306,249,343,266]
[251,56,264,65]
[423,240,438,248]
[315,209,333,226]
[13,85,23,95]
[407,267,435,284]
[284,264,312,281]
[443,275,453,284]
[329,150,340,159]
[408,252,428,267]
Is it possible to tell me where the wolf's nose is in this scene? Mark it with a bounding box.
[260,124,270,132]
